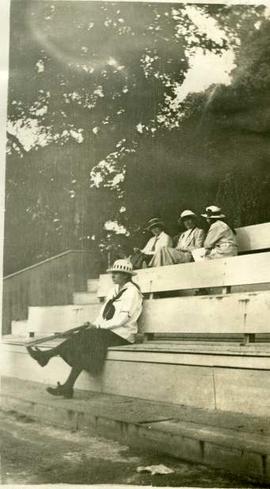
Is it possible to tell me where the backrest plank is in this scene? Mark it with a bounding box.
[140,291,270,334]
[135,259,226,293]
[97,252,270,298]
[140,253,270,293]
[236,223,270,253]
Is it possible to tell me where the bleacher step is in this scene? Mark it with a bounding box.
[73,291,100,305]
[2,338,270,417]
[1,376,270,484]
[11,320,28,336]
[113,340,270,355]
[87,279,99,293]
[12,303,101,336]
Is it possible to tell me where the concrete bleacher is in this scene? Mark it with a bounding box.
[1,222,270,417]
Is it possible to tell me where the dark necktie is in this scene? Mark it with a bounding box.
[151,236,159,252]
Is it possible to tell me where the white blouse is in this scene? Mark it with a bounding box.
[141,231,172,255]
[204,220,238,258]
[93,281,143,343]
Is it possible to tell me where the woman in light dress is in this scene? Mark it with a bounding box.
[201,206,238,259]
[130,217,172,269]
[149,210,205,267]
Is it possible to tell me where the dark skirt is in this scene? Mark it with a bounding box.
[130,250,151,269]
[58,328,129,375]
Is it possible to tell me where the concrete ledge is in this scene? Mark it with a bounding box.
[2,339,270,416]
[14,303,101,335]
[1,377,270,484]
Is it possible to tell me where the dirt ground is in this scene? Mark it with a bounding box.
[0,410,261,486]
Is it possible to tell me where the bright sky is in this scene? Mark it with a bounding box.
[10,5,236,151]
[6,5,257,237]
[171,47,235,109]
[185,5,227,44]
[8,118,49,151]
[163,5,236,117]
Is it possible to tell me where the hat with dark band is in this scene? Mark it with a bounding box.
[201,205,226,219]
[146,217,165,231]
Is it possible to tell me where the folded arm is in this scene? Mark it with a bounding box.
[97,311,130,330]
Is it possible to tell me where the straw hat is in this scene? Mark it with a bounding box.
[146,217,165,231]
[106,259,136,275]
[178,210,197,222]
[201,205,226,219]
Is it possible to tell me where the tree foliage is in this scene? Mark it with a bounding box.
[5,1,270,274]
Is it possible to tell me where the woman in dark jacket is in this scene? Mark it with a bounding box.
[27,259,143,399]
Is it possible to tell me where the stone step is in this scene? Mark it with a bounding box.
[73,291,100,305]
[18,303,100,336]
[11,320,28,336]
[87,279,100,293]
[2,376,270,484]
[1,339,270,417]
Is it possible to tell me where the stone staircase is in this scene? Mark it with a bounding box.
[1,277,106,394]
[2,223,270,483]
[8,278,101,338]
[2,259,270,418]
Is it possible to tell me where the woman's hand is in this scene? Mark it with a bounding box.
[83,322,97,329]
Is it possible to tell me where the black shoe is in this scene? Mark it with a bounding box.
[27,347,49,367]
[46,382,74,399]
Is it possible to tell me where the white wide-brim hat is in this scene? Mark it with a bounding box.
[201,205,226,219]
[106,259,137,275]
[179,209,197,222]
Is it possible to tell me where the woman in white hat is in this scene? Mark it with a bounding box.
[149,210,205,267]
[201,206,238,259]
[27,259,143,399]
[130,217,172,269]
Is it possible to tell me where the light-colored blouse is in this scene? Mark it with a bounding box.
[204,220,238,259]
[176,227,205,251]
[142,231,172,255]
[94,281,143,343]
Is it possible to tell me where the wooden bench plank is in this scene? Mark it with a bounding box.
[236,223,270,253]
[139,254,270,293]
[140,291,270,335]
[96,222,270,297]
[136,260,226,293]
[97,252,270,297]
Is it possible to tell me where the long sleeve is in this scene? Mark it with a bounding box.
[164,234,173,247]
[99,311,130,330]
[176,227,205,251]
[172,234,180,248]
[204,221,225,250]
[194,229,206,249]
[141,237,156,255]
[204,221,238,259]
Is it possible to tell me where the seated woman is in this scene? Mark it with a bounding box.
[201,206,238,259]
[150,210,205,267]
[27,259,143,399]
[130,217,172,269]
